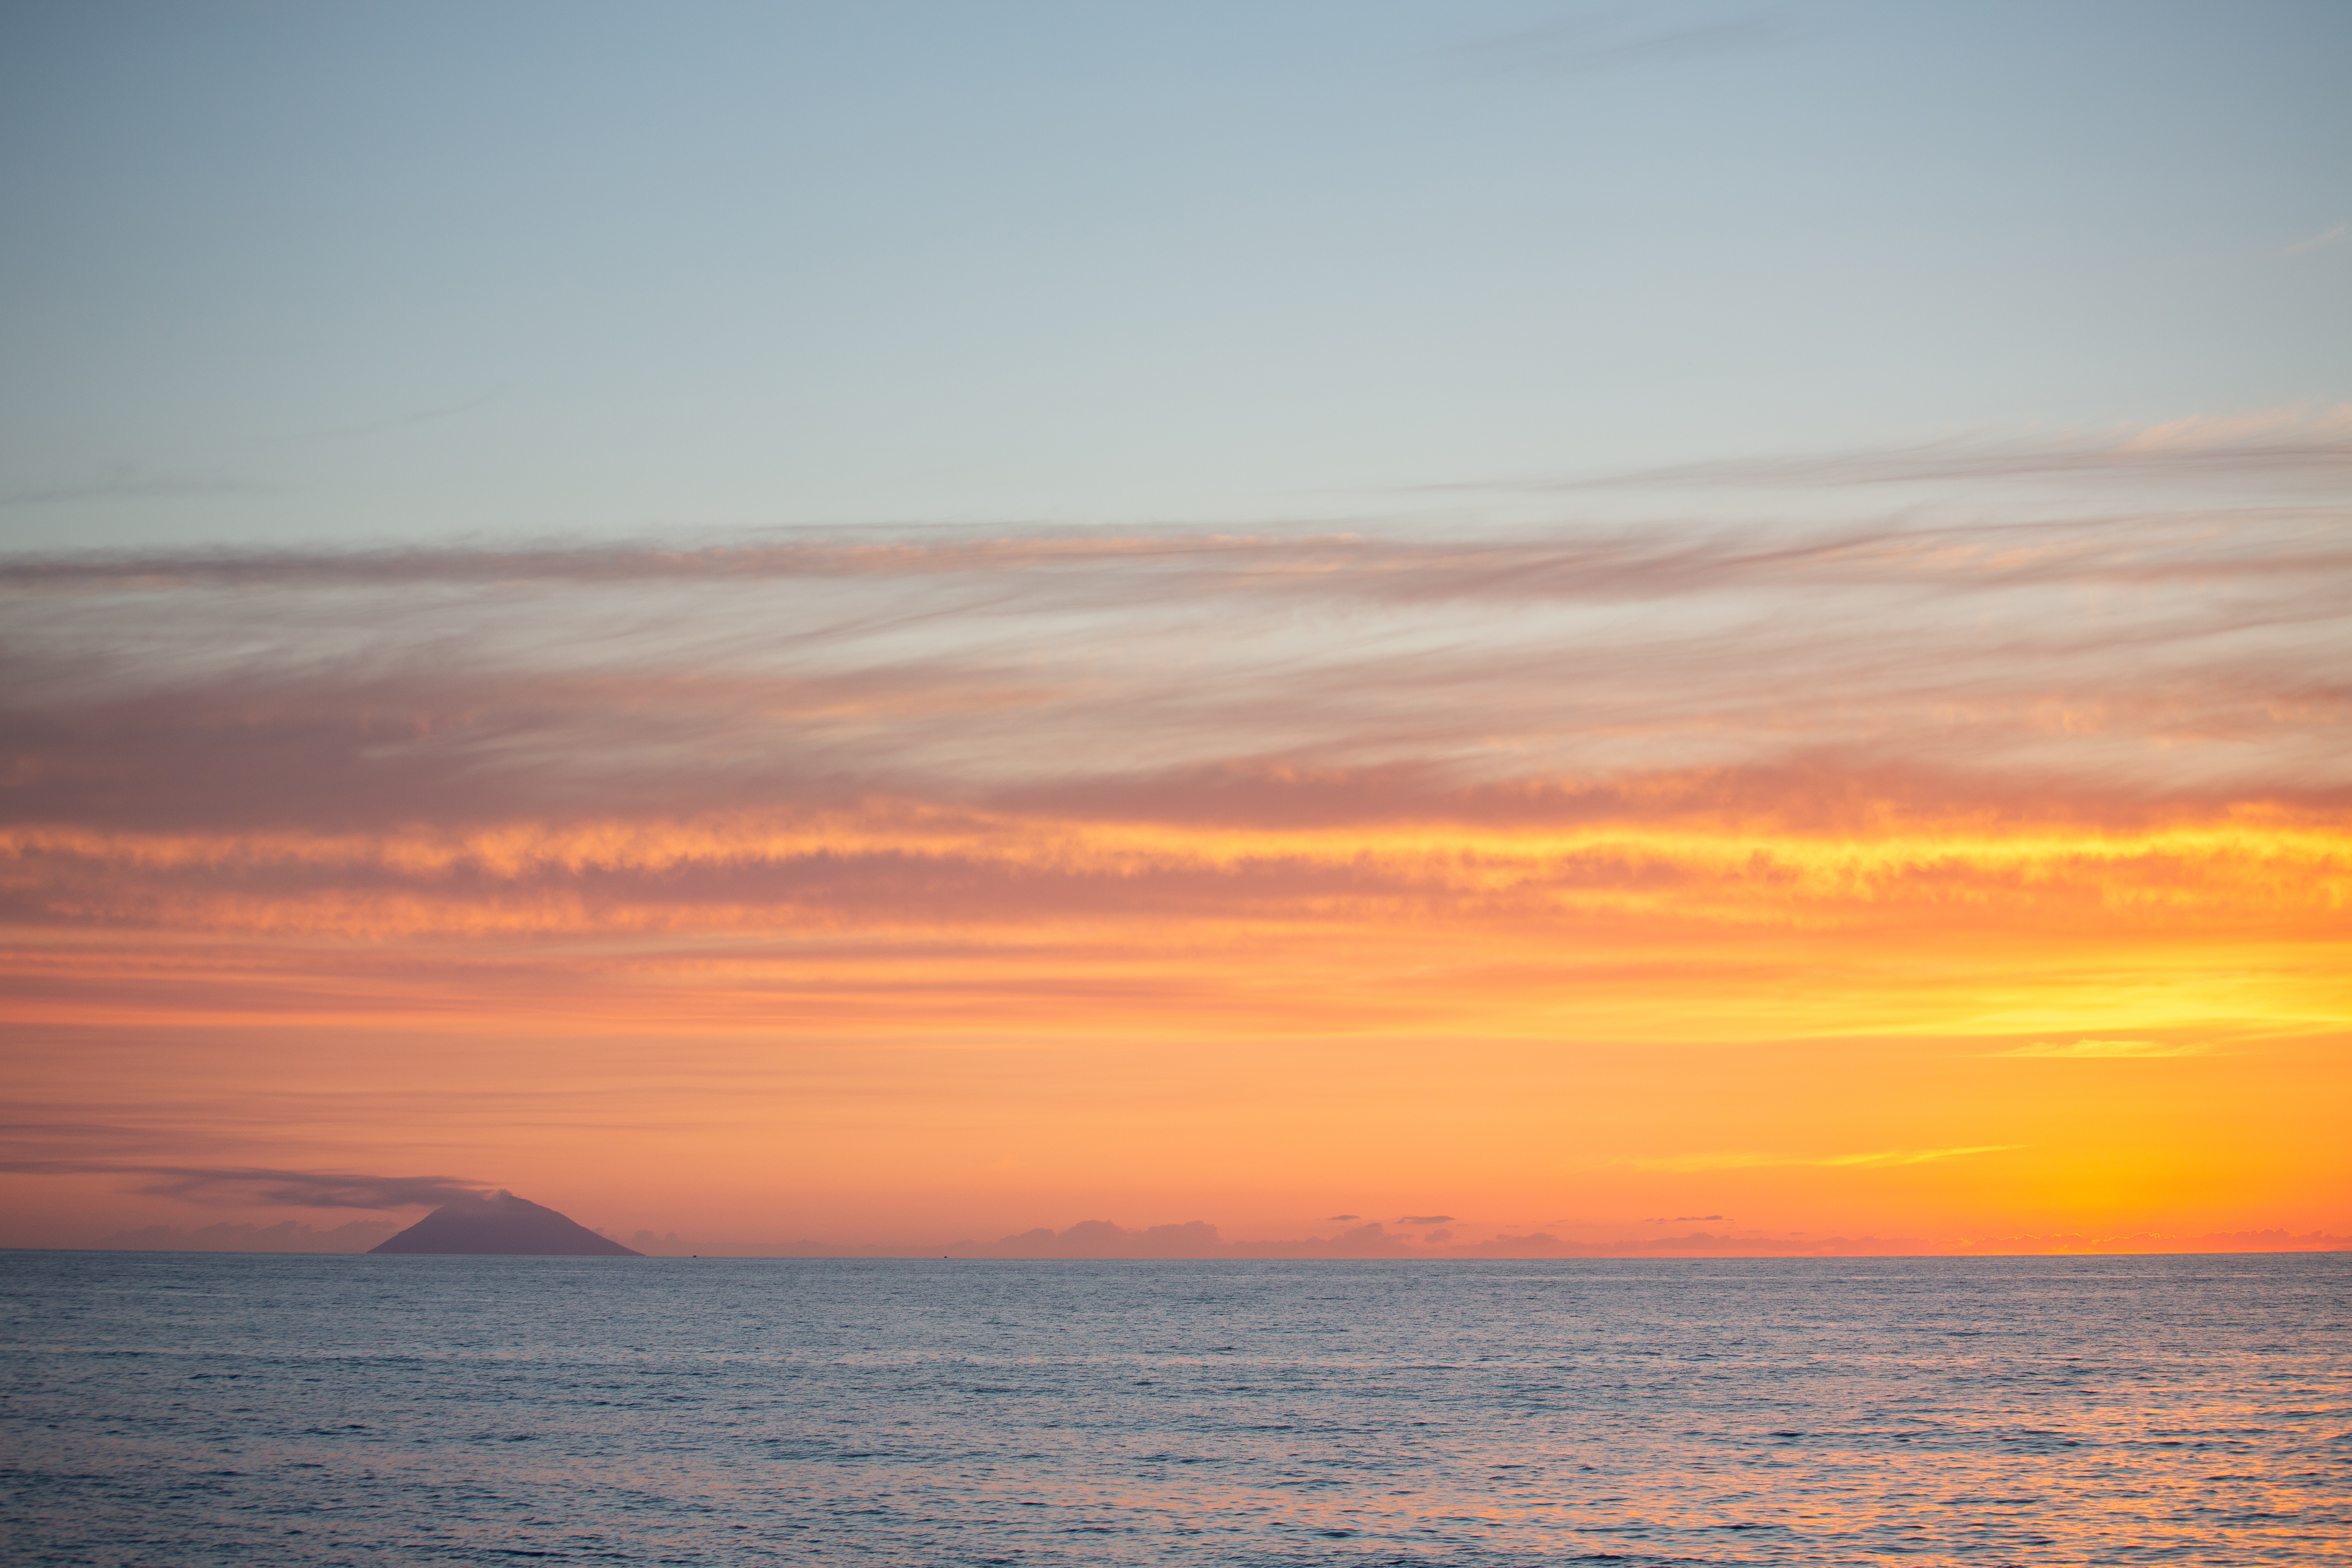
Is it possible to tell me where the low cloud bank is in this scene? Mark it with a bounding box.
[1948,1229,2352,1255]
[678,1221,1992,1260]
[92,1219,399,1253]
[38,1215,2349,1259]
[687,1220,2350,1260]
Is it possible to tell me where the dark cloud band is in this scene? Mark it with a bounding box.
[0,1162,488,1210]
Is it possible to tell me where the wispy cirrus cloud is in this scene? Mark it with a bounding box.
[1542,404,2352,493]
[1622,1145,2025,1173]
[0,476,255,511]
[2285,222,2346,257]
[1988,1039,2217,1059]
[1,438,2342,1043]
[4,498,2345,843]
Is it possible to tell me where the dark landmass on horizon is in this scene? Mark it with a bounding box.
[371,1191,640,1256]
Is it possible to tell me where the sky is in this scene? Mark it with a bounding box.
[2,0,2348,1257]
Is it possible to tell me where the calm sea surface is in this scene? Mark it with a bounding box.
[1,1251,2345,1565]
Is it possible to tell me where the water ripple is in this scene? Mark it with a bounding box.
[1,1252,2346,1564]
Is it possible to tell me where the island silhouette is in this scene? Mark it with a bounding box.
[370,1190,641,1256]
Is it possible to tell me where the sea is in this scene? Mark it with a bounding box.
[1,1251,2344,1566]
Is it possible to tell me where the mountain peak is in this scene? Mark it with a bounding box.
[370,1190,640,1256]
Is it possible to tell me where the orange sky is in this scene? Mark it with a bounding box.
[4,417,2348,1255]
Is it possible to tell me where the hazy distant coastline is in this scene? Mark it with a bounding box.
[67,1219,2351,1260]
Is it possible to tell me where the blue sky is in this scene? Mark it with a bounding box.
[2,0,2347,549]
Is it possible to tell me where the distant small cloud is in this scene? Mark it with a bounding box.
[0,476,252,510]
[1397,1214,1455,1225]
[1324,1213,1359,1221]
[1990,1039,2213,1059]
[2286,222,2346,256]
[2117,403,2352,454]
[948,1218,1228,1259]
[288,385,506,442]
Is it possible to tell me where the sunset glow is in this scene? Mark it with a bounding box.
[7,439,2347,1256]
[3,2,2346,1264]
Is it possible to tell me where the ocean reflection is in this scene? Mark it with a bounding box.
[2,1253,2345,1564]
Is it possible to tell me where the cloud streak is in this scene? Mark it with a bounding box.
[1549,405,2352,492]
[1989,1039,2216,1059]
[1623,1146,2025,1172]
[2285,223,2346,257]
[4,503,2344,846]
[0,1162,488,1210]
